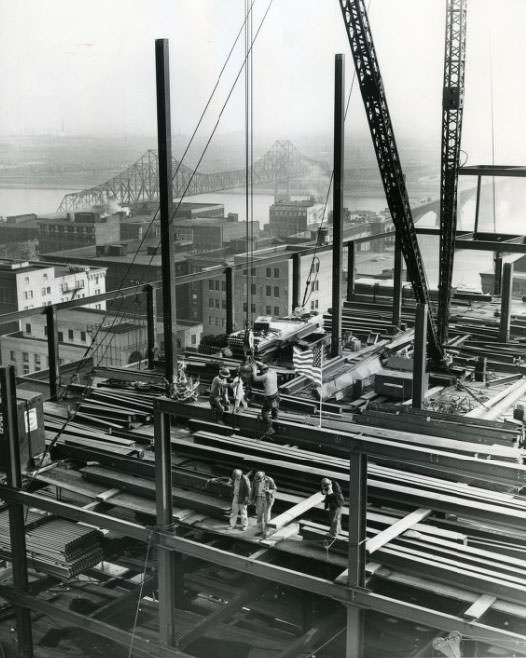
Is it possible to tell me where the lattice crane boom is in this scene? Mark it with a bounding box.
[337,0,443,362]
[438,0,467,345]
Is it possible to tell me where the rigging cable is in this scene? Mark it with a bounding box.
[489,24,497,232]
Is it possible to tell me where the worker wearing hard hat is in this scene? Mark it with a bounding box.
[252,362,279,438]
[251,470,277,537]
[228,468,251,531]
[321,477,344,540]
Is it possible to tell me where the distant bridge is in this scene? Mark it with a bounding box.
[57,140,330,212]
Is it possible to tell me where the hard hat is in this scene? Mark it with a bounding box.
[321,477,331,486]
[219,367,231,377]
[233,468,242,478]
[255,470,265,479]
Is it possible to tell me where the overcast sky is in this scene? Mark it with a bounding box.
[1,0,525,165]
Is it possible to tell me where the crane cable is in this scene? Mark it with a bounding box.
[46,0,269,454]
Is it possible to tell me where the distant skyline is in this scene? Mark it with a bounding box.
[1,1,526,168]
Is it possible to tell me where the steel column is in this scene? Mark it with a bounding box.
[346,451,366,658]
[0,367,33,657]
[225,266,234,335]
[392,234,403,327]
[412,303,428,409]
[500,263,513,343]
[291,253,301,312]
[45,305,60,400]
[155,39,177,385]
[346,242,355,301]
[494,253,503,296]
[473,175,482,235]
[154,408,177,646]
[331,54,345,358]
[146,284,158,369]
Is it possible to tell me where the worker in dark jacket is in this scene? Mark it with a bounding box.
[321,477,344,540]
[250,470,277,537]
[228,468,251,530]
[252,362,279,438]
[209,367,230,422]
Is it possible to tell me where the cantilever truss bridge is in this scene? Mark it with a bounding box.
[57,140,329,212]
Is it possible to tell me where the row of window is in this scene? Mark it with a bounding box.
[207,316,226,328]
[208,298,227,309]
[208,280,226,291]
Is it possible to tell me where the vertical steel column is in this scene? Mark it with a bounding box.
[494,253,503,296]
[291,253,301,312]
[225,266,234,335]
[500,263,513,343]
[0,367,33,657]
[412,303,428,409]
[331,54,345,358]
[156,39,177,385]
[346,241,355,301]
[346,450,367,658]
[146,284,158,369]
[154,407,177,647]
[392,234,403,327]
[473,175,482,236]
[45,306,59,401]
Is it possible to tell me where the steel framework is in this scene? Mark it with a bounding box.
[56,140,328,212]
[338,0,443,362]
[438,0,467,345]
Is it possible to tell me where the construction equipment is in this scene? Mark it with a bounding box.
[438,0,468,345]
[337,0,444,363]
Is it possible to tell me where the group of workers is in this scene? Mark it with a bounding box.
[224,469,344,541]
[209,360,279,438]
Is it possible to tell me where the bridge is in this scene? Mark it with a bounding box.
[57,140,330,212]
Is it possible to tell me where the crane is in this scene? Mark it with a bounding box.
[437,0,468,345]
[337,0,444,363]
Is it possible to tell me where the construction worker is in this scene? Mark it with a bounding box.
[321,477,344,541]
[252,362,279,438]
[228,468,251,531]
[239,356,253,402]
[232,367,248,414]
[251,470,276,537]
[209,367,231,422]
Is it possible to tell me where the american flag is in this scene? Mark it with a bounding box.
[293,344,322,386]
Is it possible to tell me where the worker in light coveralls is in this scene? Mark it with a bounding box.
[321,477,344,540]
[252,362,279,438]
[251,470,276,537]
[228,468,251,531]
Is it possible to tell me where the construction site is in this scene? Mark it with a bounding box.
[0,1,525,657]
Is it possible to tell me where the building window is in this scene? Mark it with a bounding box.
[250,283,256,295]
[266,285,272,297]
[221,281,226,291]
[68,329,74,340]
[251,303,256,313]
[215,280,220,291]
[215,318,219,326]
[9,351,15,361]
[266,267,271,278]
[34,355,41,368]
[274,268,280,278]
[274,306,280,316]
[311,300,319,310]
[23,365,29,375]
[243,302,247,312]
[58,331,63,342]
[274,286,280,297]
[265,305,272,315]
[43,273,48,280]
[191,335,196,345]
[215,299,220,308]
[24,276,29,284]
[81,331,86,342]
[22,352,29,363]
[25,323,31,334]
[311,280,319,291]
[208,299,214,308]
[208,280,214,290]
[41,287,46,296]
[251,268,256,276]
[222,300,227,309]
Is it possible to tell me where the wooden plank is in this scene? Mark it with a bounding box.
[267,492,324,530]
[366,508,431,555]
[463,594,497,620]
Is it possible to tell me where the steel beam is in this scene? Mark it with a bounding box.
[146,284,158,369]
[500,263,513,343]
[0,367,33,657]
[346,241,355,301]
[45,305,60,400]
[225,266,234,335]
[392,234,403,327]
[291,252,301,311]
[459,165,526,177]
[412,303,428,409]
[156,38,177,384]
[347,453,367,589]
[331,53,345,358]
[494,253,503,295]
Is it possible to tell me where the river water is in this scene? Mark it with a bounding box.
[0,185,512,290]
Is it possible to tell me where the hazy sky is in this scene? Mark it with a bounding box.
[1,0,525,165]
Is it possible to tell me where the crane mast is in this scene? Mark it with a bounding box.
[438,0,467,345]
[337,0,443,362]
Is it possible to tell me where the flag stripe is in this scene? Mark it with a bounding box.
[293,345,322,385]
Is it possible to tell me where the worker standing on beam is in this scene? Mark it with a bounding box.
[251,470,276,538]
[321,477,344,544]
[209,367,231,423]
[252,362,279,439]
[228,468,251,531]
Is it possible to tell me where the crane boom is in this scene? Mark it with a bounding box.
[337,0,443,362]
[438,0,467,345]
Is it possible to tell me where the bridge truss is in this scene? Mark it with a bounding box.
[57,140,328,212]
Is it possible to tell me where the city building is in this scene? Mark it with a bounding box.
[37,210,120,253]
[1,308,202,376]
[268,197,325,239]
[174,215,257,252]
